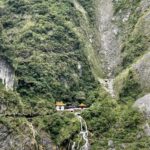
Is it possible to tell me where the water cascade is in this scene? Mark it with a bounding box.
[72,142,76,150]
[72,113,90,150]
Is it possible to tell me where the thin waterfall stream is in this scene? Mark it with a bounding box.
[72,113,90,150]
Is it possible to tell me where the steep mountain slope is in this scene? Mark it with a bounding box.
[0,0,150,149]
[0,0,97,149]
[0,0,97,103]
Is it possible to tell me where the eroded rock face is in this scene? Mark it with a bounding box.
[0,104,7,114]
[133,94,150,117]
[39,132,56,150]
[0,58,14,90]
[133,52,150,91]
[0,123,37,150]
[96,0,121,77]
[138,0,150,12]
[0,120,56,150]
[134,94,150,136]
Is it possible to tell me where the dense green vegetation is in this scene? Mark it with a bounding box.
[0,0,97,104]
[46,112,80,146]
[0,89,23,114]
[83,99,150,149]
[0,88,54,116]
[119,70,142,102]
[114,0,141,14]
[0,0,150,149]
[78,0,95,23]
[114,0,149,69]
[121,30,148,68]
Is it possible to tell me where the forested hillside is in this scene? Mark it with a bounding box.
[0,0,150,149]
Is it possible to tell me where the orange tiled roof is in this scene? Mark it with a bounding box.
[79,103,86,107]
[56,101,65,106]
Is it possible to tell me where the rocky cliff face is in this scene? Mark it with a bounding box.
[0,0,150,149]
[0,89,58,150]
[96,0,121,77]
[94,0,150,98]
[133,52,150,91]
[0,118,57,150]
[112,0,150,99]
[0,57,14,90]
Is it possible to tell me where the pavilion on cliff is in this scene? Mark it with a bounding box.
[55,101,65,111]
[79,103,86,109]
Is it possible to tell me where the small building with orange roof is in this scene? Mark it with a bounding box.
[56,101,65,111]
[79,103,86,109]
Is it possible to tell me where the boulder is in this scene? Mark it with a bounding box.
[133,94,150,118]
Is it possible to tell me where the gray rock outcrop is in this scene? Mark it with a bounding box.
[0,120,56,150]
[133,94,150,117]
[0,58,14,90]
[96,0,121,77]
[133,52,150,91]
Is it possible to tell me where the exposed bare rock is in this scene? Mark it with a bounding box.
[96,0,121,77]
[133,52,150,91]
[108,140,115,148]
[133,94,150,117]
[144,122,150,136]
[138,0,150,12]
[0,122,37,150]
[0,58,14,90]
[0,119,56,150]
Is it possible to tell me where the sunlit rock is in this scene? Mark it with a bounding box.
[0,58,14,90]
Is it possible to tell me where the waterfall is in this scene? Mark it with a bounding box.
[72,142,76,150]
[72,113,90,150]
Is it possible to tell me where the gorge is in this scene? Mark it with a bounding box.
[0,0,150,149]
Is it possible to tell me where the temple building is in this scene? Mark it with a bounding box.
[55,101,65,111]
[79,103,86,109]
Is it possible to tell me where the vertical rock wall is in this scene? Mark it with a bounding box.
[0,57,14,90]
